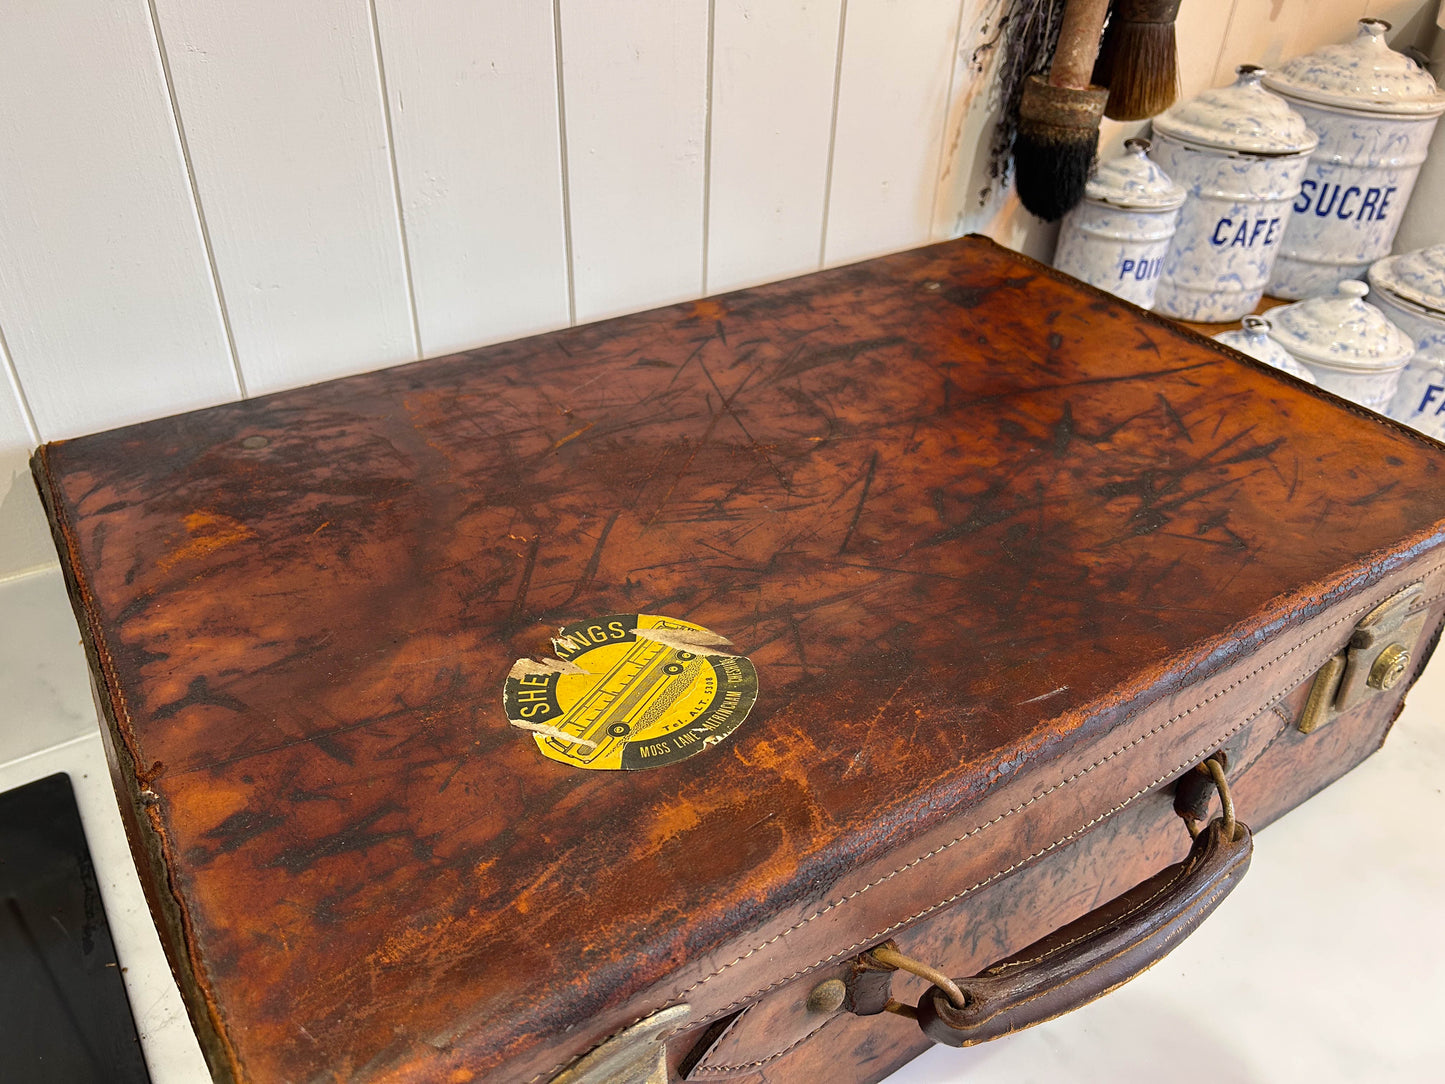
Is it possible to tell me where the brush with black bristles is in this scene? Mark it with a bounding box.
[1094,0,1183,120]
[1014,0,1111,222]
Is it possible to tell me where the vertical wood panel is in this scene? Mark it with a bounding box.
[374,1,570,357]
[559,0,710,322]
[706,0,844,293]
[1214,0,1374,85]
[1364,0,1443,51]
[0,0,238,440]
[0,346,35,464]
[0,340,51,577]
[1176,0,1241,97]
[154,0,417,395]
[824,0,963,266]
[932,1,1024,245]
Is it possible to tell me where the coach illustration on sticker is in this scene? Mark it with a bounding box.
[504,614,759,770]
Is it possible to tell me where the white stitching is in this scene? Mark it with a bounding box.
[521,570,1445,1083]
[686,704,1269,1027]
[674,575,1445,1031]
[674,599,1364,1009]
[689,1013,840,1074]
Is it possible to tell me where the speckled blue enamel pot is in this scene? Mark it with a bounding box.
[1213,315,1317,383]
[1053,139,1185,308]
[1374,247,1445,438]
[1267,280,1414,411]
[1265,21,1445,299]
[1149,67,1317,323]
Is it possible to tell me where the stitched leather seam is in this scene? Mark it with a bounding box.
[976,860,1242,1022]
[988,851,1198,974]
[695,805,1249,1067]
[676,576,1445,1030]
[686,1003,756,1075]
[39,461,244,1079]
[522,571,1444,1084]
[1409,589,1445,610]
[689,1013,841,1075]
[685,707,1265,1029]
[978,878,1237,1031]
[671,591,1389,1013]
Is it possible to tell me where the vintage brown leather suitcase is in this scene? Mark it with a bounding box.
[32,236,1445,1084]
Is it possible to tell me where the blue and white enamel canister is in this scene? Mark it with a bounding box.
[1372,246,1445,438]
[1265,19,1445,299]
[1149,66,1318,322]
[1212,315,1317,383]
[1266,280,1414,411]
[1053,139,1185,308]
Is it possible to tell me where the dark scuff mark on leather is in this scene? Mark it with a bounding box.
[202,810,288,856]
[937,273,1033,310]
[30,236,1445,1084]
[152,675,249,720]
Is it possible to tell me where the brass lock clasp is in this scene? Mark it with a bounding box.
[1298,584,1426,735]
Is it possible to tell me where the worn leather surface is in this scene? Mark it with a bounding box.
[31,236,1445,1083]
[678,641,1435,1082]
[917,816,1252,1046]
[675,641,1436,1079]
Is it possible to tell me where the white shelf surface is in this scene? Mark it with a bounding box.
[2,565,1442,1083]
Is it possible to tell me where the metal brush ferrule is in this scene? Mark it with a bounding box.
[1020,75,1108,131]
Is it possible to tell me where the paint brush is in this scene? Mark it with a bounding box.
[1014,0,1111,221]
[1094,0,1183,120]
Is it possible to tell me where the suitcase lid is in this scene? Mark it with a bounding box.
[32,237,1445,1082]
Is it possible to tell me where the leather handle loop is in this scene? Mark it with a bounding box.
[916,817,1252,1047]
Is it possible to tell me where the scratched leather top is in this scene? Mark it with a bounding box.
[33,237,1445,1082]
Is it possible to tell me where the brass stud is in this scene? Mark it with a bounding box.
[806,978,847,1014]
[1368,644,1410,690]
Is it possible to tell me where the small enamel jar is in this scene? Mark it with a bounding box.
[1212,315,1317,384]
[1053,139,1186,309]
[1149,66,1318,323]
[1372,246,1445,438]
[1265,19,1445,299]
[1266,280,1414,411]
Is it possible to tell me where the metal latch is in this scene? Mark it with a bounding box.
[550,1005,691,1084]
[1298,584,1426,735]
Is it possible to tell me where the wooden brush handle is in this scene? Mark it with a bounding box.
[1050,0,1111,90]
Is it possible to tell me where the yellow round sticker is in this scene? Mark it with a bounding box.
[504,614,759,770]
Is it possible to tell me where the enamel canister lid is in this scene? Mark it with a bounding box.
[1369,246,1445,314]
[1152,66,1318,155]
[1267,281,1415,370]
[1214,316,1317,383]
[1263,19,1445,117]
[1084,138,1186,210]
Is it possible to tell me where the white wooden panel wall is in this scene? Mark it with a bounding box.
[0,351,35,476]
[934,1,1032,253]
[0,349,49,579]
[1175,0,1241,99]
[374,0,570,356]
[0,0,1439,579]
[1368,0,1445,44]
[153,0,418,395]
[0,0,238,441]
[824,0,965,267]
[559,0,710,322]
[707,0,844,293]
[1215,0,1379,83]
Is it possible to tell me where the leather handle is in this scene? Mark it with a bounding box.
[915,817,1252,1047]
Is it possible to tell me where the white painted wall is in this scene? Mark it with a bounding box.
[0,0,1437,577]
